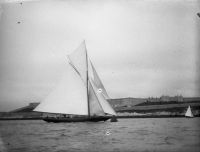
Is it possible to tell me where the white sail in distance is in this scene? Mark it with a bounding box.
[34,63,88,115]
[185,106,194,117]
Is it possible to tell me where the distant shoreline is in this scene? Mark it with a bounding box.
[1,98,200,120]
[0,115,199,121]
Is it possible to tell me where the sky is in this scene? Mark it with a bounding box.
[0,0,199,111]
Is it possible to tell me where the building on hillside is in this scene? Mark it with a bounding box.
[160,95,183,102]
[184,97,200,102]
[171,95,184,102]
[108,97,146,108]
[160,96,171,102]
[146,97,160,102]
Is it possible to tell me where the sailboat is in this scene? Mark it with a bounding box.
[34,41,117,122]
[185,106,194,118]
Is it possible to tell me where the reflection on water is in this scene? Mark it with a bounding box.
[0,118,200,152]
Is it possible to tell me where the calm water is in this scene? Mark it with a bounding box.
[0,118,200,152]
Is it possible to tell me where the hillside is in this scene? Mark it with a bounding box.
[0,97,200,119]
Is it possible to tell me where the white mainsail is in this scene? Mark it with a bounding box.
[34,41,116,117]
[185,106,194,117]
[34,63,88,115]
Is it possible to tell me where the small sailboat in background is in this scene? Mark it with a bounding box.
[34,41,117,122]
[185,106,194,118]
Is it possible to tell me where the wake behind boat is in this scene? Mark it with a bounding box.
[34,41,117,122]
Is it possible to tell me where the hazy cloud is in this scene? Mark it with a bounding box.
[0,0,199,111]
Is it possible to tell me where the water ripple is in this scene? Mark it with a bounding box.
[0,118,199,152]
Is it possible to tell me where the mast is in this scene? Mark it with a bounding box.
[85,41,90,117]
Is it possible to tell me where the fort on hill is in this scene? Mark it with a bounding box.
[0,96,200,120]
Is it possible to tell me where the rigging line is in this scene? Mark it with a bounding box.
[101,92,108,99]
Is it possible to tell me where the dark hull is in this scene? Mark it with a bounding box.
[43,116,111,123]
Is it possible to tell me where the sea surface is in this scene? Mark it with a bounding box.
[0,118,199,152]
